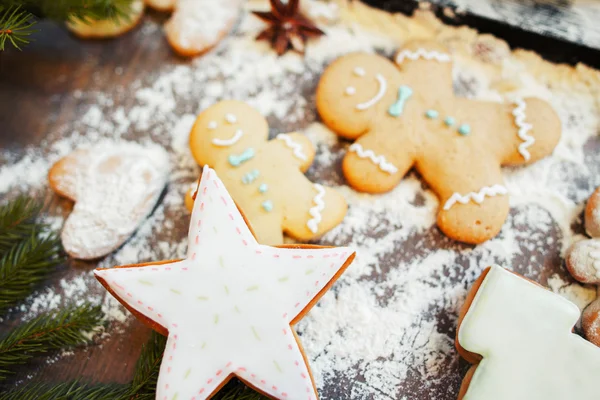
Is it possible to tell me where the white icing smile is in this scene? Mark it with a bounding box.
[212,129,244,147]
[355,74,387,111]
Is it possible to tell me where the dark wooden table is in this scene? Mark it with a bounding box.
[1,4,598,399]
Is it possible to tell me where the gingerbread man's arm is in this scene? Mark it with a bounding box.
[343,129,417,193]
[279,176,347,241]
[458,98,561,166]
[265,132,316,172]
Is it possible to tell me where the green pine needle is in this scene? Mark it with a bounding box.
[0,380,130,400]
[128,331,167,398]
[0,304,104,381]
[0,6,36,51]
[0,230,63,314]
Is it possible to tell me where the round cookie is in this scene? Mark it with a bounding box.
[188,100,347,245]
[66,0,144,39]
[316,40,561,244]
[48,142,169,259]
[565,238,600,284]
[164,0,241,57]
[585,187,600,238]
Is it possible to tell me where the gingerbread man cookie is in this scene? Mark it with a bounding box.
[565,187,600,346]
[95,166,356,400]
[316,40,561,244]
[48,142,169,260]
[456,265,600,400]
[188,100,347,245]
[66,0,145,39]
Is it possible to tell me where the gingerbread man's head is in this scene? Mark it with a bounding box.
[190,100,269,167]
[317,52,403,139]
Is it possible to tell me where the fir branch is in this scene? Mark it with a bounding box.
[0,5,36,51]
[127,331,166,398]
[0,380,130,400]
[0,195,43,254]
[0,304,103,380]
[0,0,136,23]
[214,380,269,400]
[0,231,63,314]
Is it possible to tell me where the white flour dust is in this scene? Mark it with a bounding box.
[1,3,600,399]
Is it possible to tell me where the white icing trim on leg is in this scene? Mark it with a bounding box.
[276,134,308,161]
[395,49,451,64]
[307,184,325,234]
[348,143,398,174]
[355,74,387,110]
[512,98,535,161]
[443,185,508,211]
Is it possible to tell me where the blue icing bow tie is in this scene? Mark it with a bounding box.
[388,85,413,117]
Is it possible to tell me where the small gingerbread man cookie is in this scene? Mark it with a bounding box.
[67,0,145,39]
[456,265,600,400]
[316,40,561,244]
[565,187,600,346]
[49,142,169,260]
[188,100,347,245]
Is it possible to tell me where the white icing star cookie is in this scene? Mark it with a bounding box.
[95,166,356,399]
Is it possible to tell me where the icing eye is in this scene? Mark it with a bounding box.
[225,114,237,124]
[208,121,218,130]
[353,67,366,77]
[345,86,356,96]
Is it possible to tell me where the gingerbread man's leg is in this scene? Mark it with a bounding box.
[279,176,347,242]
[343,130,416,193]
[418,152,509,244]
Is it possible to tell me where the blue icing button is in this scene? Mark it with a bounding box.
[242,169,260,184]
[388,85,413,117]
[262,200,274,212]
[444,116,456,127]
[228,148,255,167]
[425,109,439,119]
[458,124,471,136]
[258,183,268,193]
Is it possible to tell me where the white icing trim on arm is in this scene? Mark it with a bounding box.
[348,143,398,174]
[512,98,535,161]
[395,49,451,64]
[443,185,508,211]
[307,184,325,234]
[212,129,244,147]
[355,74,387,110]
[276,134,308,161]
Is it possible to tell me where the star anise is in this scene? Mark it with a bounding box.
[253,0,325,56]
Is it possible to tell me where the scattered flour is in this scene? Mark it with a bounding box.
[1,3,600,399]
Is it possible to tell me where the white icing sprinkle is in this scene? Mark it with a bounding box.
[355,74,387,110]
[307,184,326,234]
[212,129,244,146]
[225,113,237,124]
[512,98,535,161]
[395,48,452,64]
[345,86,356,96]
[276,134,308,161]
[208,121,218,129]
[348,143,398,174]
[443,185,508,211]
